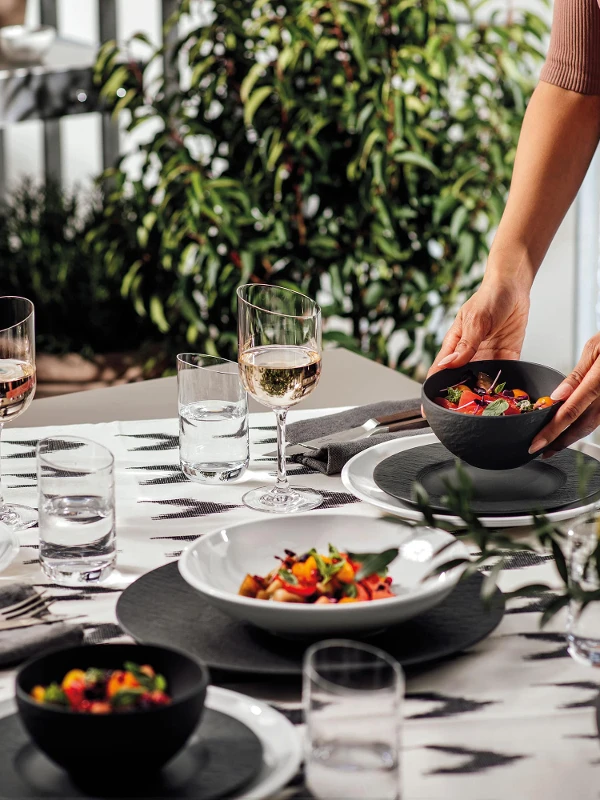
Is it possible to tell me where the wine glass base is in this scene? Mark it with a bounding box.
[242,486,323,514]
[0,503,38,532]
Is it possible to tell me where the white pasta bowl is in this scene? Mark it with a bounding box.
[178,514,468,636]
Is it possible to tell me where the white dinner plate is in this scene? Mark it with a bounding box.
[0,521,19,575]
[179,514,468,636]
[0,686,301,800]
[341,432,600,529]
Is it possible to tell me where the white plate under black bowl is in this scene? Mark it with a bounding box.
[116,562,504,677]
[373,442,600,516]
[0,705,262,800]
[342,433,600,528]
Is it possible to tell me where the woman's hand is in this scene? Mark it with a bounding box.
[427,278,531,377]
[530,335,600,457]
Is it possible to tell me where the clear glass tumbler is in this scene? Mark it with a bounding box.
[37,436,116,586]
[177,353,249,483]
[303,640,403,800]
[567,512,600,666]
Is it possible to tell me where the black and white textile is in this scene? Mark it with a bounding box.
[0,409,598,800]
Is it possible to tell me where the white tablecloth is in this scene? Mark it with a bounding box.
[0,410,599,800]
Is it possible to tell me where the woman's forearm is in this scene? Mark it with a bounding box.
[486,81,600,290]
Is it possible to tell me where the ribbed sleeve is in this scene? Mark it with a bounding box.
[540,0,600,95]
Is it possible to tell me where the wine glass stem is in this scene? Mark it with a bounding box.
[275,409,290,494]
[0,422,5,511]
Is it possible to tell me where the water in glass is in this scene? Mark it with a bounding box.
[567,513,600,666]
[37,436,116,585]
[179,398,249,482]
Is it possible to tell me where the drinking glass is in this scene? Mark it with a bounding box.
[37,436,116,585]
[177,353,249,483]
[237,284,322,513]
[567,511,600,666]
[304,640,403,800]
[0,296,37,532]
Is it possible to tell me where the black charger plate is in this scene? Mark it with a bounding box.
[373,443,600,516]
[0,708,262,799]
[116,562,504,677]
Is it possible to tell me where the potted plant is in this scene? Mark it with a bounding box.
[0,180,164,397]
[92,0,547,378]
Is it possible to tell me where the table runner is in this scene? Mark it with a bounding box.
[0,410,599,800]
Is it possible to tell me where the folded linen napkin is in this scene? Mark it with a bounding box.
[286,398,425,475]
[0,583,85,668]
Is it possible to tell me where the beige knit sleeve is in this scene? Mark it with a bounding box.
[540,0,600,95]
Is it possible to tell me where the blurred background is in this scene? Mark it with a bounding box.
[0,0,593,398]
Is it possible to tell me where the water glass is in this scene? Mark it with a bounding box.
[303,640,403,800]
[177,353,249,483]
[567,512,600,666]
[37,436,116,586]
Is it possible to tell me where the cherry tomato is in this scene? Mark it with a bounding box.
[434,397,456,410]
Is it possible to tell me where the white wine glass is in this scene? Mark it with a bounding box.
[0,297,37,532]
[237,284,322,513]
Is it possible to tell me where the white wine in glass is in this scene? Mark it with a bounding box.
[0,297,37,532]
[237,285,323,513]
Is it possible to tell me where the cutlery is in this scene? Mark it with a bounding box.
[0,590,51,621]
[0,614,84,632]
[266,410,429,457]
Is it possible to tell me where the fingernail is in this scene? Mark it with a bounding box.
[551,383,573,401]
[438,353,457,367]
[529,438,547,455]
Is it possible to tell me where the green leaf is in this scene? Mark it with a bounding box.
[278,568,298,585]
[344,582,358,598]
[446,387,462,404]
[240,62,266,104]
[494,382,506,394]
[244,86,274,126]
[482,399,509,416]
[354,549,399,581]
[393,150,440,175]
[43,683,69,706]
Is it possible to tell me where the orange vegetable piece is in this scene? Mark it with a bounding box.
[336,560,355,584]
[339,597,359,603]
[512,389,529,399]
[107,670,139,698]
[534,396,555,409]
[140,665,155,678]
[61,669,86,691]
[291,555,318,583]
[90,702,111,714]
[239,574,262,598]
[30,685,45,703]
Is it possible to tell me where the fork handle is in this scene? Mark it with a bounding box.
[387,418,429,433]
[374,409,423,426]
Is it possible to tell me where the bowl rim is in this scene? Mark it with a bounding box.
[422,358,566,421]
[15,642,209,716]
[178,512,468,614]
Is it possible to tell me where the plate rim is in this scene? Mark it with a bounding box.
[341,432,600,527]
[205,685,302,800]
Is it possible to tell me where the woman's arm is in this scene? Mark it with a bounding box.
[484,81,600,292]
[433,82,600,371]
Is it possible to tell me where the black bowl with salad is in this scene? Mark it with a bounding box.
[422,359,565,470]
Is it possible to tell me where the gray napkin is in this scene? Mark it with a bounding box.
[0,583,85,668]
[287,398,425,475]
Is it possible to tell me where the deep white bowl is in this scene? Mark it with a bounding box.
[178,514,468,636]
[0,25,56,63]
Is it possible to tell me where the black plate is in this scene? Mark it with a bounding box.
[0,708,262,799]
[116,562,504,677]
[373,443,600,516]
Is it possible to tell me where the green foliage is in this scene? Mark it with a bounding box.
[92,0,547,373]
[0,180,159,357]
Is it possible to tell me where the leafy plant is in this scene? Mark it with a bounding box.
[0,179,160,358]
[91,0,548,374]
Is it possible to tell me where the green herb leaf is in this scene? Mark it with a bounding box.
[111,688,145,708]
[482,399,509,417]
[354,548,399,581]
[155,674,167,692]
[494,382,506,394]
[309,549,329,580]
[446,387,462,404]
[44,683,69,706]
[278,568,298,585]
[328,543,343,560]
[344,583,358,598]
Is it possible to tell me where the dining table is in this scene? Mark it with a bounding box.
[1,347,599,800]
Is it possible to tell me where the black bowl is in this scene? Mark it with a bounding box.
[422,359,565,470]
[16,643,208,776]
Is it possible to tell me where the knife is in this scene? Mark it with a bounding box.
[0,614,83,632]
[264,411,429,457]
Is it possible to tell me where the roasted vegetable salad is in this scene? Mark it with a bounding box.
[29,662,171,713]
[434,370,556,417]
[238,545,398,604]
